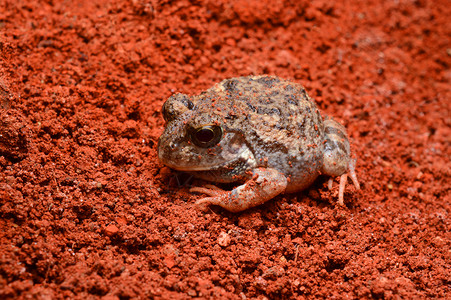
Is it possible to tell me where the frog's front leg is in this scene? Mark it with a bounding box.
[190,168,288,212]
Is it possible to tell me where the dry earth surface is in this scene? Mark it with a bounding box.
[0,0,450,299]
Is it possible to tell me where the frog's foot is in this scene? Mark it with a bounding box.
[190,168,288,212]
[327,159,360,206]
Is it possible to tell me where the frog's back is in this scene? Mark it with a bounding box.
[198,75,325,191]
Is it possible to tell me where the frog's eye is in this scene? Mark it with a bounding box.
[189,125,223,148]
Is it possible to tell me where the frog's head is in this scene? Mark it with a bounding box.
[158,93,254,179]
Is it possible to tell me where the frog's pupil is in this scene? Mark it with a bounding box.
[196,128,214,143]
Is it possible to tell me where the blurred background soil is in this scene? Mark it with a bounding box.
[0,0,450,298]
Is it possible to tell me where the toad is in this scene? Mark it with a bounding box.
[158,75,360,212]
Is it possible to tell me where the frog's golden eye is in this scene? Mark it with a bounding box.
[189,125,223,148]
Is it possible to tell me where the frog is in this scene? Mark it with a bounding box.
[157,75,360,212]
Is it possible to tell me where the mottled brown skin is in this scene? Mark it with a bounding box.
[158,75,360,212]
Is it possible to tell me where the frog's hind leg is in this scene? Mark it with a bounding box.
[322,118,360,205]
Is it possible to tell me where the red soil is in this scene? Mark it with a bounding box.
[1,0,450,298]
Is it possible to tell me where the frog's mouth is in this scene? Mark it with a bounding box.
[164,146,256,173]
[186,147,258,183]
[196,146,256,171]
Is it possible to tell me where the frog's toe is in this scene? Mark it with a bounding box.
[190,185,225,197]
[337,169,360,206]
[338,173,348,206]
[348,158,360,190]
[327,178,334,190]
[329,164,360,206]
[195,197,216,211]
[191,185,231,211]
[194,193,231,211]
[203,184,225,191]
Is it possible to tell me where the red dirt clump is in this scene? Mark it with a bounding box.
[1,0,450,298]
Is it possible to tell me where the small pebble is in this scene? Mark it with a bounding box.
[104,224,119,236]
[217,231,231,247]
